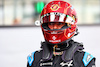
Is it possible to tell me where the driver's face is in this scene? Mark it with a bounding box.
[48,22,65,30]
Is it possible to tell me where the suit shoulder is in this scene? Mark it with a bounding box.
[82,52,95,66]
[27,50,43,66]
[74,51,96,66]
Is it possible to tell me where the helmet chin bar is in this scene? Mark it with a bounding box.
[45,37,72,45]
[41,25,77,45]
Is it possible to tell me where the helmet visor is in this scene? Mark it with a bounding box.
[41,12,75,30]
[42,22,69,30]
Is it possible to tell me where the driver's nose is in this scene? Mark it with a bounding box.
[53,24,58,29]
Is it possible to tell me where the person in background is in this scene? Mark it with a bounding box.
[27,0,96,67]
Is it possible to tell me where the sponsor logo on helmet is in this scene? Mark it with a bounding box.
[49,40,61,42]
[50,4,60,11]
[51,31,57,34]
[49,36,61,42]
[68,31,75,37]
[52,36,56,40]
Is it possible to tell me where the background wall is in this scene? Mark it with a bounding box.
[0,26,99,67]
[0,0,100,25]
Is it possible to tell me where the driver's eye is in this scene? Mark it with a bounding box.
[58,22,63,25]
[48,22,54,25]
[58,22,65,25]
[48,22,65,26]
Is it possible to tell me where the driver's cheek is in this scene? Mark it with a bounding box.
[49,25,63,29]
[48,23,64,30]
[57,25,64,29]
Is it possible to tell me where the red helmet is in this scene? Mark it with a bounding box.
[40,0,78,44]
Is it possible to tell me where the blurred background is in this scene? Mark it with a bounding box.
[0,0,100,67]
[0,0,100,26]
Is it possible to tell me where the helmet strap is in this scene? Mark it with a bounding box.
[74,28,79,36]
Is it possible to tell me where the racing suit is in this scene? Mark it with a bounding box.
[27,40,96,67]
